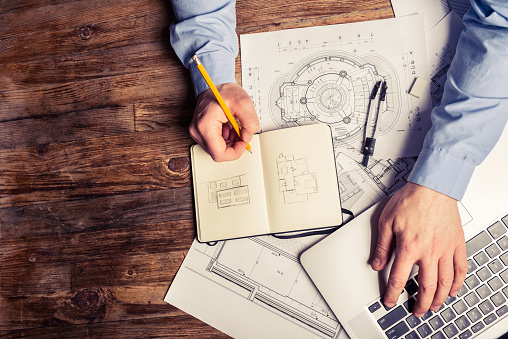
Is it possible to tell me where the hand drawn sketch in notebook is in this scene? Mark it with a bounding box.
[391,0,470,31]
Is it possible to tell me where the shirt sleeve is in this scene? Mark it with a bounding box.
[408,0,508,200]
[169,0,238,97]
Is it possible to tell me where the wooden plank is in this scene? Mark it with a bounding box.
[0,105,134,150]
[0,284,183,330]
[0,67,192,122]
[0,315,228,338]
[0,129,193,208]
[0,186,193,239]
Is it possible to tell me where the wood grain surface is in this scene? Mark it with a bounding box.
[1,1,393,337]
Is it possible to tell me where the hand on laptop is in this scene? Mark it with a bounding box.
[371,182,468,317]
[189,83,260,162]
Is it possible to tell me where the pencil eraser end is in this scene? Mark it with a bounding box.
[408,77,427,98]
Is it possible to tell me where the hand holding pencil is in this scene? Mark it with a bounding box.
[189,55,259,162]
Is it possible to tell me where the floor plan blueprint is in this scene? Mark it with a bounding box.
[241,14,432,164]
[166,234,347,339]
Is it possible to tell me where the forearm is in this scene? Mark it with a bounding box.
[169,0,238,96]
[409,0,508,200]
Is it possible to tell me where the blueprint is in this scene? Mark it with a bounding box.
[241,15,432,164]
[165,13,466,339]
[165,234,348,339]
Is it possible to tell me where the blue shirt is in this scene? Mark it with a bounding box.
[169,0,508,201]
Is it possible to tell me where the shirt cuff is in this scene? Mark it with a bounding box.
[408,147,476,201]
[189,51,237,97]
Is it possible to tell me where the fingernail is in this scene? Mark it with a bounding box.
[372,257,381,268]
[450,290,458,297]
[430,306,440,312]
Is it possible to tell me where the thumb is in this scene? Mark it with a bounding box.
[371,217,394,271]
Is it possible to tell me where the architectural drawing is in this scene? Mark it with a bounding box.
[167,234,345,338]
[277,153,318,204]
[270,52,401,145]
[242,15,432,161]
[207,175,250,209]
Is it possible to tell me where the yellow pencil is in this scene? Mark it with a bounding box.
[191,55,252,153]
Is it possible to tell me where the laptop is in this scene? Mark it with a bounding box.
[300,125,508,339]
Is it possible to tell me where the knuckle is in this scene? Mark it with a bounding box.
[388,277,407,290]
[419,282,438,294]
[439,276,454,288]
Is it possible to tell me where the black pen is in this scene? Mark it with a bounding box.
[362,81,387,167]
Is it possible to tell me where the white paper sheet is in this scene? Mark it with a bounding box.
[391,0,470,31]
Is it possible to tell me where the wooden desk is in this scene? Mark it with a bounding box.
[0,1,392,337]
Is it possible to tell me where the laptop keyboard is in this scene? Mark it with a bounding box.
[368,213,508,339]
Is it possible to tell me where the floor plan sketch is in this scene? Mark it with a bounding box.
[242,15,432,162]
[207,174,250,209]
[166,235,348,339]
[277,153,318,204]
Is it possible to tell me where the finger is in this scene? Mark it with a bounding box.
[234,101,259,142]
[413,261,438,317]
[450,242,468,297]
[383,247,415,308]
[371,213,394,271]
[430,255,454,311]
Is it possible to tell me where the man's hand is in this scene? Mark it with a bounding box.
[189,83,260,162]
[371,182,468,317]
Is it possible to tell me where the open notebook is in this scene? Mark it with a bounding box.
[300,125,508,339]
[190,123,343,242]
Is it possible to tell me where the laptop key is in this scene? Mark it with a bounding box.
[488,221,507,239]
[484,313,497,325]
[466,307,482,323]
[378,305,407,330]
[501,268,508,283]
[368,301,381,313]
[405,331,419,339]
[443,323,459,338]
[452,300,468,315]
[487,276,503,292]
[405,279,419,296]
[465,275,480,289]
[488,258,504,274]
[440,307,456,323]
[477,267,492,282]
[385,321,410,339]
[406,314,421,328]
[444,295,456,305]
[497,236,508,251]
[464,292,480,307]
[467,259,477,274]
[431,331,446,339]
[471,321,485,333]
[491,291,506,307]
[466,232,492,258]
[496,305,508,317]
[429,315,444,330]
[478,299,494,315]
[459,329,473,339]
[421,310,433,321]
[474,252,489,266]
[475,284,491,299]
[454,315,471,330]
[417,323,432,338]
[457,284,468,298]
[500,252,508,266]
[404,298,416,313]
[486,243,501,258]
